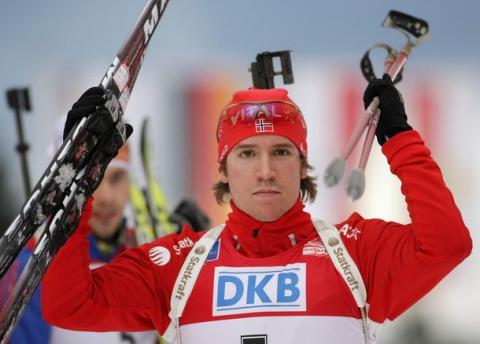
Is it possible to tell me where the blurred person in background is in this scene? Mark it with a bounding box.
[0,113,158,343]
[40,75,472,343]
[47,140,159,344]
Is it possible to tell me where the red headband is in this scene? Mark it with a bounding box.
[216,88,307,162]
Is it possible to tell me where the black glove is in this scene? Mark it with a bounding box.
[170,198,211,233]
[63,87,107,140]
[63,86,133,140]
[363,74,412,145]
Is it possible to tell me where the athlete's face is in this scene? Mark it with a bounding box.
[90,166,130,240]
[222,135,307,222]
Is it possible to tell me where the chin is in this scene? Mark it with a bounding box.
[255,215,281,222]
[91,221,118,238]
[249,208,284,222]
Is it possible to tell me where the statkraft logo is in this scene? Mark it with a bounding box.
[212,263,306,316]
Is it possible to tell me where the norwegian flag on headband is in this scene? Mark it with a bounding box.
[255,118,274,133]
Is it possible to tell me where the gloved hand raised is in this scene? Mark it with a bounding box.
[63,86,133,140]
[363,74,412,145]
[63,87,106,140]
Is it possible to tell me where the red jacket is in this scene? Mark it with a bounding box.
[41,131,472,342]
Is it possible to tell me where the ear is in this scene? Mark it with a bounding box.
[220,174,228,184]
[220,167,228,183]
[300,164,308,180]
[218,158,229,183]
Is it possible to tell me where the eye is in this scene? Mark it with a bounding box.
[110,171,128,185]
[273,148,291,157]
[239,150,255,158]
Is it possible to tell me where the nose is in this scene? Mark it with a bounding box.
[93,180,113,205]
[256,154,276,182]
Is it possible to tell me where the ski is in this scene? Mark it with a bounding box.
[0,0,170,280]
[140,118,176,237]
[129,117,175,245]
[0,128,123,341]
[138,118,211,234]
[0,111,115,279]
[0,0,170,340]
[129,181,158,244]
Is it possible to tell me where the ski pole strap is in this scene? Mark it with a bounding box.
[313,219,370,343]
[169,225,225,319]
[313,220,367,307]
[360,43,402,84]
[168,224,224,343]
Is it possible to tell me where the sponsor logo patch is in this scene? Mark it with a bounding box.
[173,236,194,255]
[338,224,362,240]
[148,246,170,266]
[328,237,340,247]
[327,237,361,292]
[206,240,220,261]
[195,245,206,254]
[302,238,328,258]
[255,118,274,133]
[213,263,306,316]
[174,255,200,300]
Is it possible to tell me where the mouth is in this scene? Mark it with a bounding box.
[92,211,117,224]
[252,190,281,197]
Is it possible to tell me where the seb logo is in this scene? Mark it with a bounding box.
[173,237,194,255]
[213,263,306,316]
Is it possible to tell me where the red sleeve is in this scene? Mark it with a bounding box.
[41,198,200,334]
[41,196,159,331]
[337,130,472,323]
[42,200,174,331]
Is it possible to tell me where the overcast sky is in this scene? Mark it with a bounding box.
[1,0,479,74]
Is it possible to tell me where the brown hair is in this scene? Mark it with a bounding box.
[212,157,317,205]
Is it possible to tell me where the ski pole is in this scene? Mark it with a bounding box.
[6,88,32,198]
[324,10,430,200]
[345,52,396,200]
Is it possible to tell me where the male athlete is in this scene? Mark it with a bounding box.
[41,75,472,343]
